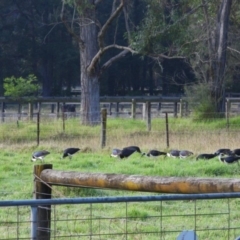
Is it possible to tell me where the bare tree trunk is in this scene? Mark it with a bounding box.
[211,0,232,113]
[81,74,100,125]
[79,2,100,125]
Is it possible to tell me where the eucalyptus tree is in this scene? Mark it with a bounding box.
[130,0,200,94]
[61,0,235,124]
[226,2,240,93]
[201,0,232,113]
[61,0,142,125]
[184,0,234,116]
[135,0,234,116]
[61,0,193,125]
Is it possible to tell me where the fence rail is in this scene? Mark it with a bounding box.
[1,193,240,239]
[1,96,240,121]
[28,164,240,240]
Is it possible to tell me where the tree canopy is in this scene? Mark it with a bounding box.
[0,0,240,122]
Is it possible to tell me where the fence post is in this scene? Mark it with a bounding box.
[101,108,107,148]
[131,99,136,119]
[37,112,40,146]
[142,103,146,120]
[109,102,113,115]
[226,99,230,128]
[33,164,52,240]
[29,102,33,121]
[146,101,151,131]
[157,102,161,116]
[179,99,183,118]
[18,103,22,120]
[51,104,55,114]
[165,112,169,148]
[57,102,60,119]
[1,102,5,122]
[142,101,150,120]
[31,206,38,240]
[115,102,119,117]
[37,102,41,113]
[185,101,189,116]
[62,103,65,132]
[174,102,178,118]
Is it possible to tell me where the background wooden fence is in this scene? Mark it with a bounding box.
[0,96,240,121]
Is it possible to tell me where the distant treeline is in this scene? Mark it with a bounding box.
[0,1,239,98]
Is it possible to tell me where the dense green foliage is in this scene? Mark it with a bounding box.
[184,82,218,120]
[4,74,39,99]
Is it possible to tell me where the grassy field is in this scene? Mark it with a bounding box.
[1,116,240,239]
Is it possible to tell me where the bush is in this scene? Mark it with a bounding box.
[4,74,39,99]
[185,82,219,120]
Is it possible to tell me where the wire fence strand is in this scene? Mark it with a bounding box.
[1,194,240,239]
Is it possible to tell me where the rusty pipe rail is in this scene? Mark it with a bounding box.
[40,169,240,194]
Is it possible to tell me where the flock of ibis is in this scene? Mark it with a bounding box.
[111,146,240,165]
[31,146,240,165]
[31,148,80,162]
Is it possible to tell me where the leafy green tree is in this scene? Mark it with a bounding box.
[4,74,39,99]
[135,0,233,117]
[130,0,199,95]
[61,0,194,125]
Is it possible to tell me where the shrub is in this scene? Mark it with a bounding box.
[4,74,39,99]
[185,82,219,120]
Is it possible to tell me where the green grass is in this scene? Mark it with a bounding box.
[1,116,240,239]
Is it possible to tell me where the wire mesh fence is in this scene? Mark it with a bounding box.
[1,101,240,239]
[1,193,240,239]
[0,103,240,141]
[0,107,240,153]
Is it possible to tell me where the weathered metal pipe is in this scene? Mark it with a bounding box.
[40,169,240,194]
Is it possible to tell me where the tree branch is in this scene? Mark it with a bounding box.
[227,46,240,55]
[60,0,85,49]
[94,0,103,4]
[159,4,205,35]
[201,0,214,54]
[98,0,124,49]
[99,49,130,76]
[149,53,186,60]
[123,3,131,41]
[88,44,137,74]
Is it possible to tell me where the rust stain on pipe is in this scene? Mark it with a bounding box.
[40,169,240,194]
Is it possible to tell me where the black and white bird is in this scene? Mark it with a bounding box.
[110,148,122,158]
[113,146,142,159]
[214,148,231,156]
[167,150,180,158]
[179,150,194,159]
[119,147,139,158]
[125,146,142,153]
[231,149,240,156]
[141,150,167,158]
[32,150,50,162]
[196,153,217,160]
[62,148,80,159]
[218,153,240,165]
